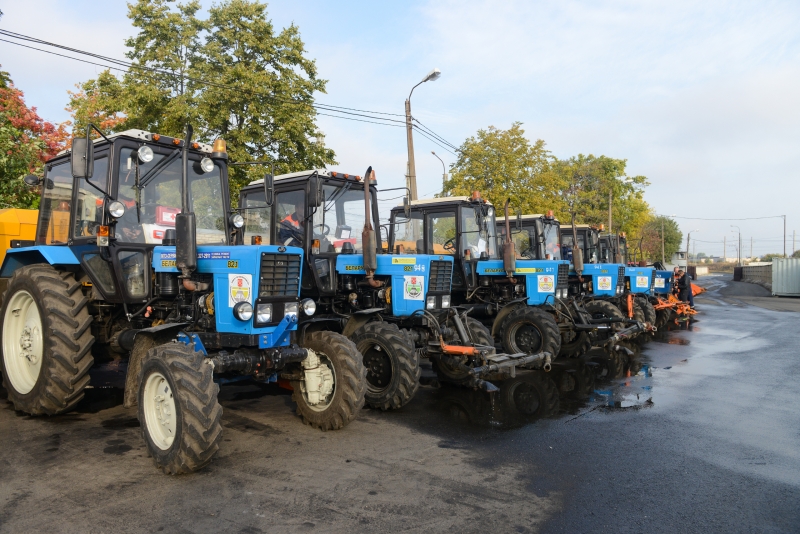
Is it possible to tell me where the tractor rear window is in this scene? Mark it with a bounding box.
[37,161,73,244]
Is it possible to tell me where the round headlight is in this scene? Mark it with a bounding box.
[230,213,244,229]
[200,157,215,173]
[137,145,154,163]
[108,201,125,219]
[301,298,316,316]
[233,301,253,321]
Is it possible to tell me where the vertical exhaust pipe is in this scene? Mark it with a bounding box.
[571,212,584,276]
[362,167,382,288]
[176,124,197,281]
[503,199,516,281]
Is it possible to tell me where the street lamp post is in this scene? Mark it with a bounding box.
[731,225,741,266]
[405,68,441,200]
[431,151,447,195]
[686,229,699,269]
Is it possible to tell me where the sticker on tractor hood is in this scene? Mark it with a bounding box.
[636,276,650,288]
[597,276,612,290]
[229,274,252,306]
[160,251,230,260]
[518,267,547,273]
[392,257,416,265]
[654,278,666,288]
[403,275,424,300]
[537,275,555,292]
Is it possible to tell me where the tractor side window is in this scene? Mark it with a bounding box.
[428,211,456,255]
[460,207,497,259]
[543,223,560,260]
[276,190,306,248]
[497,226,531,259]
[391,210,423,253]
[312,184,368,254]
[242,190,272,245]
[74,156,109,239]
[37,161,73,244]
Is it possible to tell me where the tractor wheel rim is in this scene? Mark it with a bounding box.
[2,290,44,394]
[143,371,177,450]
[363,344,393,393]
[510,323,543,354]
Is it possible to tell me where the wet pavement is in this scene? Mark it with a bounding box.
[1,275,799,533]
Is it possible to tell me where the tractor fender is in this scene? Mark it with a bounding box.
[122,323,188,408]
[0,246,80,278]
[491,299,528,337]
[342,308,384,338]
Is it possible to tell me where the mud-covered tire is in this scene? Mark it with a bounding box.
[584,300,626,344]
[352,322,419,410]
[292,331,367,430]
[638,298,657,327]
[137,341,222,474]
[559,329,593,358]
[499,372,560,419]
[431,316,491,385]
[0,264,94,415]
[655,308,670,329]
[591,350,626,380]
[500,307,561,356]
[463,317,494,347]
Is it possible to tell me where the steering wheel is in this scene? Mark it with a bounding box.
[520,247,533,259]
[443,237,456,252]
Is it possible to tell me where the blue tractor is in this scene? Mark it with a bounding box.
[239,171,549,406]
[0,125,366,474]
[598,232,658,330]
[387,194,565,372]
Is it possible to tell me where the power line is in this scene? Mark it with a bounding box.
[670,215,784,221]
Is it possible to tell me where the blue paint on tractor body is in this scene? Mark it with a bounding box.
[625,266,655,295]
[476,259,567,305]
[334,254,454,316]
[653,270,673,295]
[571,263,623,297]
[0,245,80,277]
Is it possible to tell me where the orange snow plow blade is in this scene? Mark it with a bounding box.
[691,283,705,296]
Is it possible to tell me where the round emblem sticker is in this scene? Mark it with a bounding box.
[404,275,424,300]
[537,275,555,293]
[229,274,252,306]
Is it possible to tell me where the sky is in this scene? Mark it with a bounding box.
[1,0,799,258]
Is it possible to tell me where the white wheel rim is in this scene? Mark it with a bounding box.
[2,290,44,394]
[303,354,337,413]
[143,371,177,450]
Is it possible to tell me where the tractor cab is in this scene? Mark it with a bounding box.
[559,224,625,299]
[599,233,628,264]
[497,212,563,261]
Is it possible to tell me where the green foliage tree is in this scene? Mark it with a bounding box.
[792,250,800,259]
[761,253,785,262]
[67,0,336,200]
[638,216,683,263]
[445,123,652,247]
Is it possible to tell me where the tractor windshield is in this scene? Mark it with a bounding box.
[242,190,273,245]
[461,206,497,259]
[311,183,374,253]
[543,221,561,260]
[116,147,227,245]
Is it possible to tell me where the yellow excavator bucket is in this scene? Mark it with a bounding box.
[0,209,39,267]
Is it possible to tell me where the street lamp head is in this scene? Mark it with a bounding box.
[422,68,441,83]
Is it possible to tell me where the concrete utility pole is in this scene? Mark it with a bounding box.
[793,230,796,256]
[783,215,787,257]
[686,229,699,269]
[724,236,726,262]
[405,68,441,200]
[731,225,741,266]
[661,218,665,264]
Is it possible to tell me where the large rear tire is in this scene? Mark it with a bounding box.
[292,331,367,430]
[352,322,419,410]
[638,298,657,327]
[0,264,94,415]
[137,341,222,474]
[559,329,593,358]
[584,300,625,344]
[499,372,560,419]
[500,307,561,356]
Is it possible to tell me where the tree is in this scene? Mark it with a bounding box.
[637,216,682,263]
[444,123,652,245]
[68,0,336,200]
[761,253,785,262]
[0,81,69,208]
[792,250,800,259]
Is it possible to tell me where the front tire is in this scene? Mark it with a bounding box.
[352,322,419,410]
[584,300,625,344]
[500,307,561,356]
[0,264,94,415]
[292,331,367,430]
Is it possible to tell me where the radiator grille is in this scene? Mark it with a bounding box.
[259,253,301,297]
[557,263,569,288]
[617,266,626,287]
[428,260,453,294]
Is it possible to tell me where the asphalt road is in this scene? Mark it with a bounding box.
[1,276,799,533]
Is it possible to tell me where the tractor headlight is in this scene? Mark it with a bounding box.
[234,301,253,321]
[284,302,299,318]
[301,298,316,316]
[108,201,125,219]
[256,303,272,323]
[441,295,451,308]
[230,213,244,229]
[426,296,436,310]
[137,145,154,163]
[200,157,215,173]
[514,284,524,293]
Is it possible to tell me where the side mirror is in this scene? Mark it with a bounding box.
[308,174,323,207]
[23,174,41,186]
[403,196,410,218]
[71,136,94,179]
[263,174,274,207]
